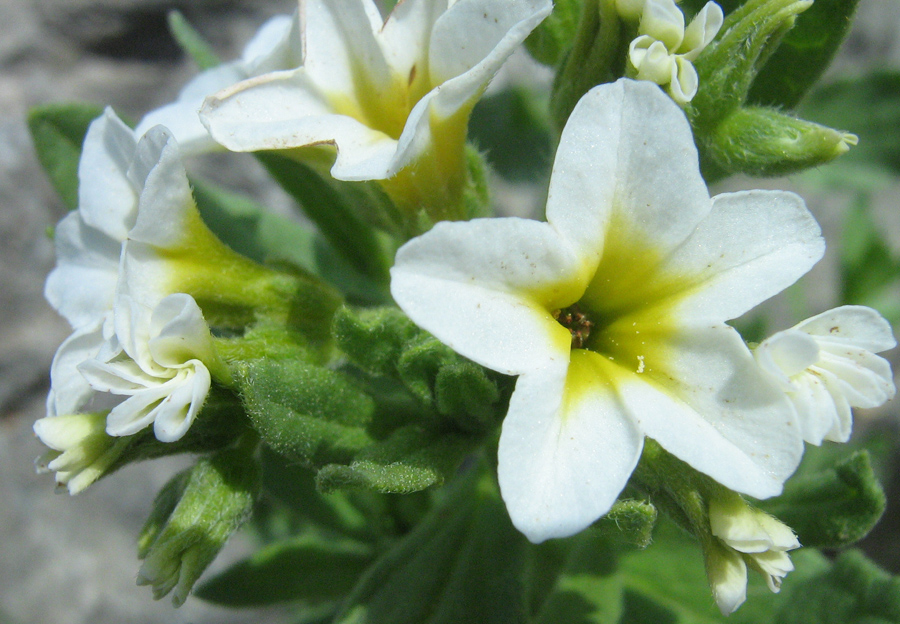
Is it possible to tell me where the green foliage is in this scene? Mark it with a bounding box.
[333,468,531,624]
[747,0,862,109]
[524,0,582,66]
[469,88,553,183]
[334,305,504,434]
[167,10,220,70]
[316,425,479,494]
[238,359,375,466]
[27,102,105,209]
[777,550,900,624]
[257,151,395,287]
[195,534,373,607]
[761,451,886,549]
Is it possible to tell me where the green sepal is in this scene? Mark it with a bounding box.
[591,499,658,549]
[776,550,900,624]
[137,442,261,606]
[333,465,530,624]
[194,533,373,608]
[691,0,813,129]
[747,0,862,109]
[701,106,856,179]
[760,451,886,549]
[257,151,395,287]
[237,359,374,466]
[524,0,583,66]
[315,424,479,495]
[167,10,220,70]
[27,102,105,209]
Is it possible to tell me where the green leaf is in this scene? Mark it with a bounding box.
[532,532,625,624]
[332,306,420,378]
[748,0,862,109]
[191,179,380,303]
[167,10,220,70]
[800,72,900,174]
[469,88,553,183]
[257,151,394,287]
[27,103,105,209]
[775,550,900,624]
[592,499,658,550]
[760,451,886,549]
[238,359,375,466]
[195,534,373,607]
[333,467,530,624]
[524,0,582,66]
[316,425,479,494]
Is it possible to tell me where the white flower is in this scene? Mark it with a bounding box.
[199,0,551,182]
[44,108,143,331]
[707,495,800,614]
[390,79,824,543]
[44,108,224,445]
[78,294,216,442]
[33,412,128,494]
[627,0,723,104]
[135,14,302,155]
[754,305,896,445]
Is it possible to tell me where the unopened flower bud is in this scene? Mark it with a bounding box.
[703,106,857,178]
[33,412,129,494]
[137,445,260,606]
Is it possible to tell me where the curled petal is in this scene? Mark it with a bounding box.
[679,1,724,59]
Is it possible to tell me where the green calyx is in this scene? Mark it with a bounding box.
[137,439,261,606]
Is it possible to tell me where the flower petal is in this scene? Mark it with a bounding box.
[666,190,824,322]
[796,305,897,353]
[428,0,552,117]
[78,108,139,240]
[497,357,644,542]
[679,1,723,59]
[44,212,120,329]
[47,320,106,418]
[546,80,710,262]
[391,217,585,374]
[625,325,803,497]
[153,361,210,442]
[148,294,216,368]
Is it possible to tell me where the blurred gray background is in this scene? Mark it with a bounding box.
[1,1,900,623]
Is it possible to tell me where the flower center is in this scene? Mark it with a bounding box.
[553,304,595,349]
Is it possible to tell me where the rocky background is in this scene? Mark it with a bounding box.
[1,1,899,623]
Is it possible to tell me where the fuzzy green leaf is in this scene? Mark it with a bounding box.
[27,103,105,209]
[332,306,420,378]
[748,0,862,109]
[238,359,374,466]
[167,10,220,70]
[195,534,373,607]
[333,468,530,624]
[315,425,478,494]
[760,451,886,549]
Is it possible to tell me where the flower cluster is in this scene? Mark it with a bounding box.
[31,0,896,614]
